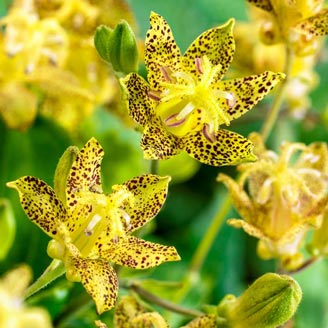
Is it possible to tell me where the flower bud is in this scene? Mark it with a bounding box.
[54,146,79,205]
[94,21,139,75]
[0,199,15,260]
[225,273,302,328]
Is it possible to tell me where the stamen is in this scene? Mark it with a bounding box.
[160,66,173,82]
[119,208,131,230]
[195,57,203,74]
[226,92,237,108]
[148,90,162,101]
[176,102,195,120]
[164,113,186,127]
[202,123,216,143]
[84,214,102,236]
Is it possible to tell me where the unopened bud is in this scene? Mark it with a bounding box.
[94,21,139,75]
[225,273,302,328]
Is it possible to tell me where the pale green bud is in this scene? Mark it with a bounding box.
[0,199,15,260]
[94,21,138,75]
[225,273,302,328]
[54,146,79,205]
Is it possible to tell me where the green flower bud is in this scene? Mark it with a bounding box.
[94,21,139,75]
[54,146,79,205]
[225,273,302,328]
[0,199,15,260]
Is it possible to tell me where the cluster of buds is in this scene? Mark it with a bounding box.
[219,133,328,270]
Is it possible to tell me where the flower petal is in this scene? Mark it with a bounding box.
[215,71,285,122]
[145,12,182,89]
[6,177,63,238]
[141,116,182,160]
[294,9,328,36]
[246,0,273,12]
[183,129,256,166]
[183,315,217,328]
[227,218,266,240]
[120,73,153,126]
[123,174,170,233]
[65,138,104,233]
[98,236,180,269]
[73,257,118,314]
[183,19,235,80]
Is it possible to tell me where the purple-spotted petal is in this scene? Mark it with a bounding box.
[182,19,235,81]
[123,174,170,233]
[6,177,64,238]
[98,236,180,269]
[73,257,118,314]
[182,129,256,166]
[120,73,153,126]
[145,12,182,89]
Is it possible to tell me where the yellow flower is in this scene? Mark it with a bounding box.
[0,265,53,328]
[218,133,328,269]
[121,12,284,166]
[114,295,169,328]
[7,138,180,313]
[247,0,328,54]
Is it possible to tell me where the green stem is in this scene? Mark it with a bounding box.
[128,283,204,318]
[260,45,293,142]
[24,259,66,299]
[150,159,159,174]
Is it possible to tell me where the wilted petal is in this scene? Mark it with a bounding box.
[183,129,256,166]
[99,236,180,269]
[246,0,273,12]
[183,19,235,80]
[131,312,169,327]
[215,71,285,121]
[73,257,118,314]
[141,116,182,160]
[123,175,170,233]
[227,218,267,240]
[295,9,328,36]
[6,177,63,238]
[145,12,182,89]
[120,73,153,126]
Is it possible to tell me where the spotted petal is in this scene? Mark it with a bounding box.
[123,174,170,233]
[145,12,182,89]
[73,257,118,314]
[98,236,180,269]
[183,19,235,81]
[141,116,183,160]
[6,177,63,238]
[215,71,285,122]
[294,9,328,36]
[183,129,256,166]
[120,73,153,126]
[246,0,273,12]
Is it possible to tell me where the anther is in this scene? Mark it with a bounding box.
[148,90,162,101]
[164,113,186,127]
[195,57,203,74]
[226,92,237,108]
[160,66,173,82]
[84,214,102,236]
[202,124,217,143]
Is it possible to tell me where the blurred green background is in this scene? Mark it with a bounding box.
[1,0,328,327]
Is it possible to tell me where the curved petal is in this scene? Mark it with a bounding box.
[294,9,328,36]
[246,0,273,12]
[227,218,267,240]
[120,73,153,126]
[73,257,118,314]
[215,71,285,122]
[183,19,235,81]
[145,12,182,89]
[123,174,170,233]
[98,236,180,269]
[182,129,256,166]
[65,138,104,233]
[141,116,182,160]
[6,177,63,238]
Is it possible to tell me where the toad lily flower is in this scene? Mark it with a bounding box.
[218,133,328,270]
[7,138,180,313]
[121,12,285,166]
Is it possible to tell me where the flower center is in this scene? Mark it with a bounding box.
[70,185,134,257]
[148,55,236,139]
